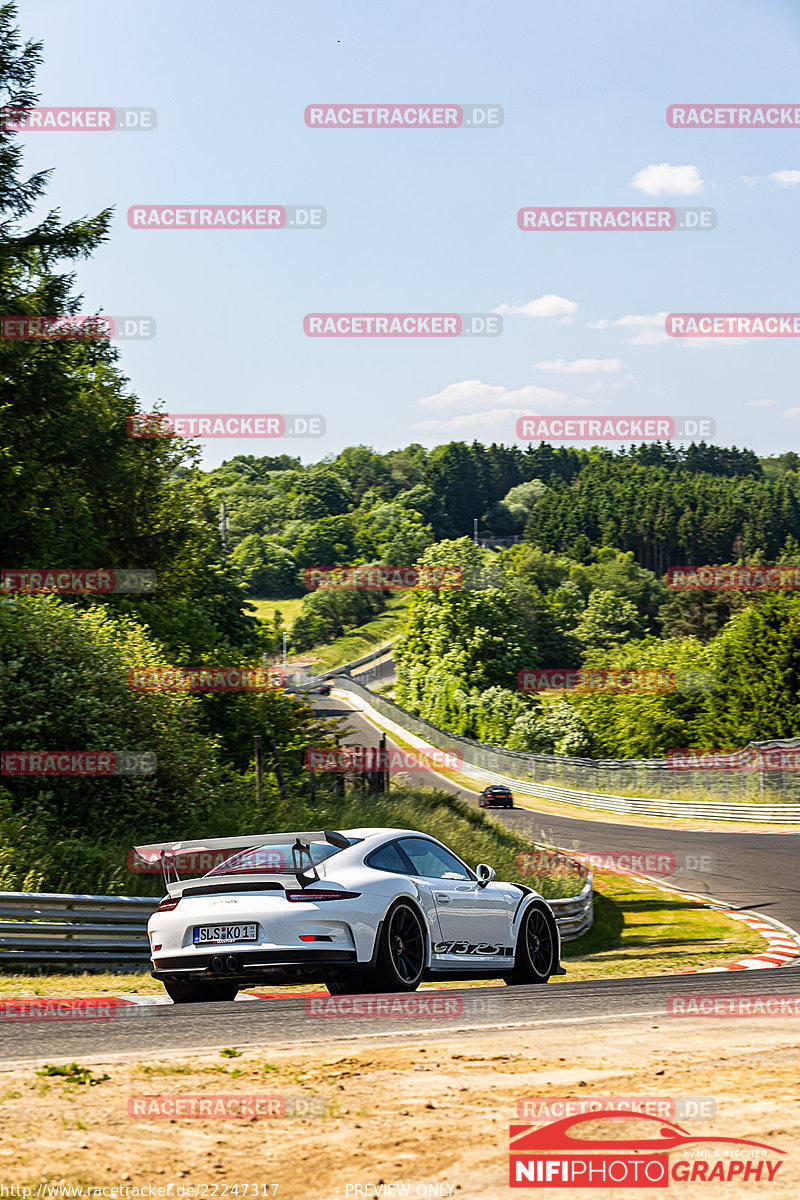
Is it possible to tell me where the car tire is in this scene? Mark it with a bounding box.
[327,901,426,995]
[372,901,427,992]
[162,977,239,1004]
[505,903,558,985]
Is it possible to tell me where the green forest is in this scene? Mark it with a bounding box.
[203,441,800,763]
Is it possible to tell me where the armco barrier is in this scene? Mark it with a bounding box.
[0,880,592,971]
[333,678,800,823]
[317,640,396,679]
[0,892,158,969]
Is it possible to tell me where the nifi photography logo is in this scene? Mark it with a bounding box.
[509,1111,786,1188]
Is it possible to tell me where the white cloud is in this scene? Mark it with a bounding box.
[630,163,705,196]
[746,399,776,407]
[770,170,800,187]
[417,379,565,411]
[613,312,671,346]
[412,408,533,435]
[532,357,623,375]
[414,379,608,434]
[413,399,604,436]
[782,408,800,420]
[492,294,578,318]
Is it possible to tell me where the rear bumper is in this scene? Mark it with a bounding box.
[153,947,357,980]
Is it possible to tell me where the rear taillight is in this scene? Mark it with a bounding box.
[155,896,181,913]
[285,889,361,902]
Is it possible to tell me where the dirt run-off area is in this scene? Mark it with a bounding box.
[0,1014,798,1199]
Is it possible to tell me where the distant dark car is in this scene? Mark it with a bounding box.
[479,785,514,809]
[285,682,331,697]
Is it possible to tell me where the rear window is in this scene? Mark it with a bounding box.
[207,841,349,877]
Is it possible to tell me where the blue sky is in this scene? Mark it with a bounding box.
[19,0,800,466]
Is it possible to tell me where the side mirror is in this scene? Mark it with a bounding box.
[476,863,496,889]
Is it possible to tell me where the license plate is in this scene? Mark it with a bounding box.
[193,923,258,944]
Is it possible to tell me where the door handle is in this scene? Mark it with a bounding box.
[455,885,475,892]
[434,893,450,903]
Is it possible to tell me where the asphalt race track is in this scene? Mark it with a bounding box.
[0,690,797,1068]
[323,692,800,932]
[3,968,800,1068]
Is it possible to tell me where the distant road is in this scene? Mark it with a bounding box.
[315,693,800,934]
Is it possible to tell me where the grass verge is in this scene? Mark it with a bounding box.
[246,595,410,673]
[309,595,411,672]
[558,868,766,980]
[244,597,305,625]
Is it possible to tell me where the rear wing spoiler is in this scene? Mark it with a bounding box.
[132,830,350,890]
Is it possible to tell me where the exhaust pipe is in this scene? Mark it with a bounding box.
[225,955,240,974]
[209,955,225,973]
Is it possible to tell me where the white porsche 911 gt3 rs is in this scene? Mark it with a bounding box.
[134,827,564,1003]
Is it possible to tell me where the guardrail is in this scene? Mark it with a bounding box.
[0,892,158,970]
[334,679,800,823]
[548,876,594,941]
[458,766,800,824]
[317,640,397,681]
[0,878,593,971]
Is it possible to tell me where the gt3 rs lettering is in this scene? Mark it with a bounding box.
[433,940,507,955]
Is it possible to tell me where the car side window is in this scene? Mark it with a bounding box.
[397,837,472,881]
[366,841,413,874]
